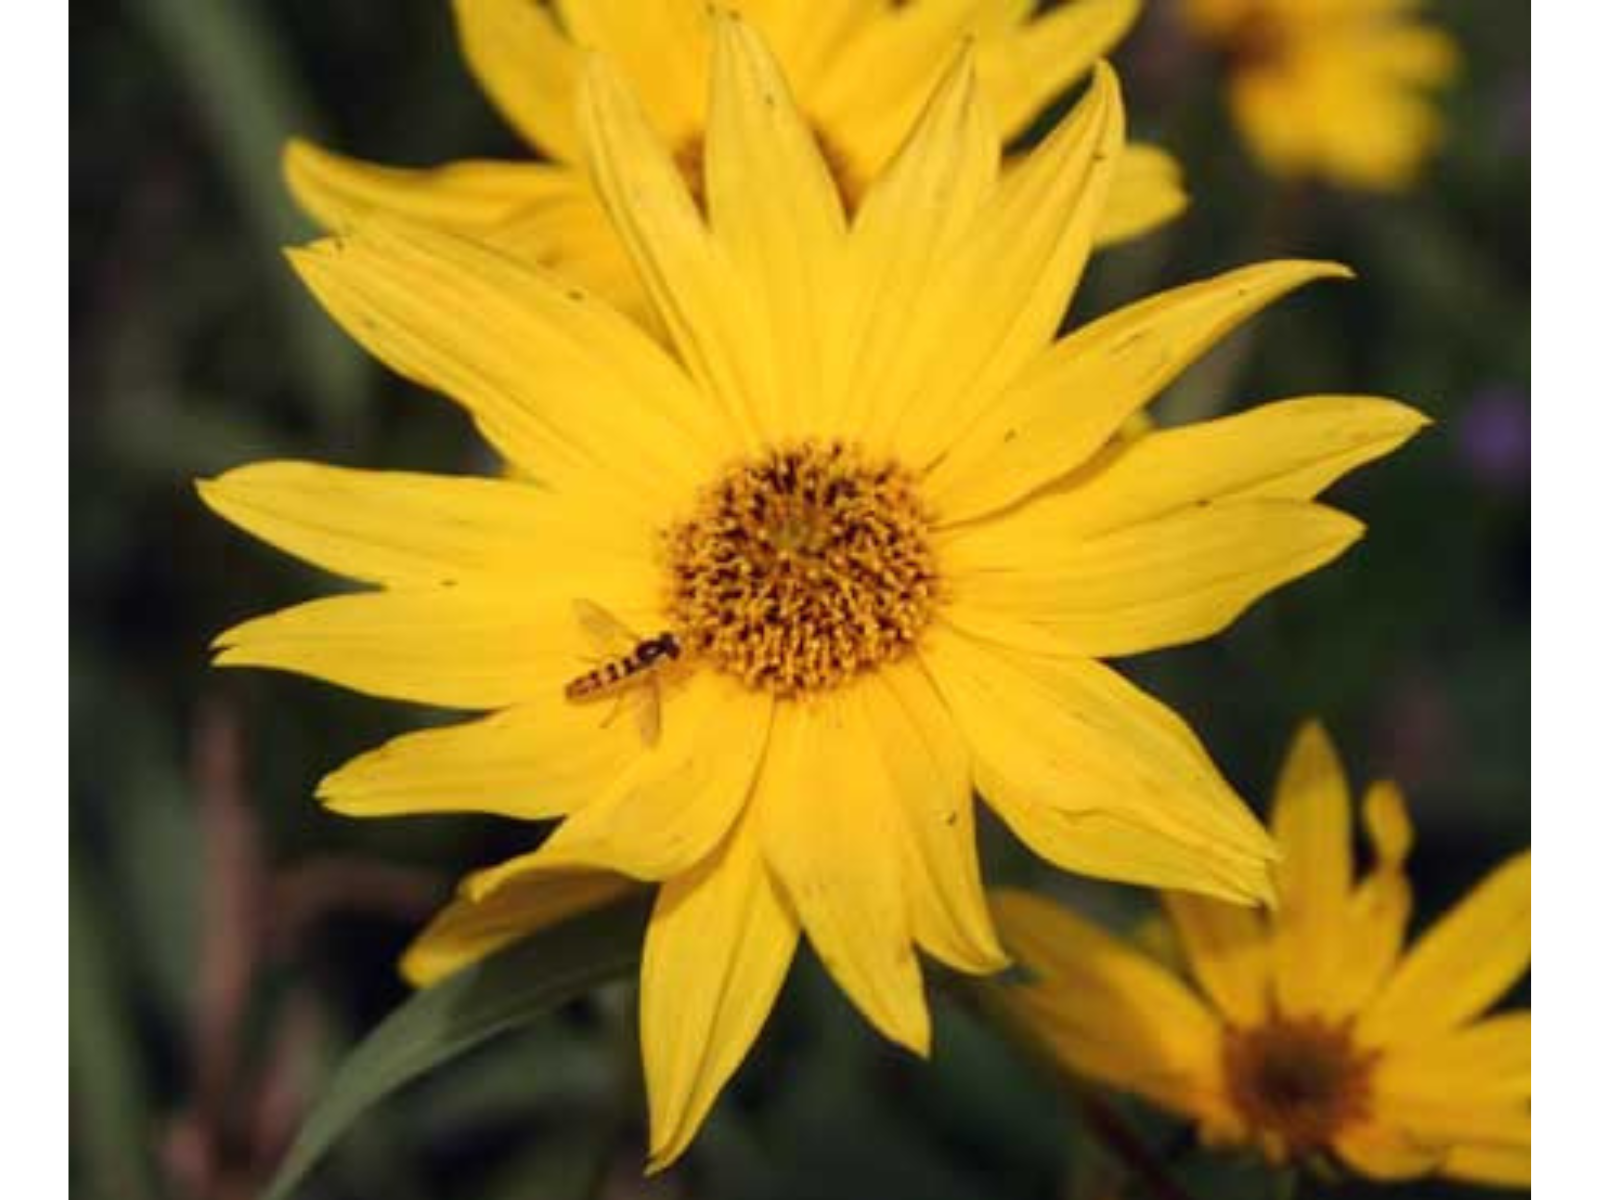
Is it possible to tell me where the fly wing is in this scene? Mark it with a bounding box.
[572,598,639,658]
[627,676,663,747]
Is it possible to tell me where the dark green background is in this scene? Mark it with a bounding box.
[71,1,1529,1196]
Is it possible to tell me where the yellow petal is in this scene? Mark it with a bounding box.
[756,693,931,1054]
[989,888,1227,1121]
[1162,892,1270,1025]
[925,632,1275,904]
[284,140,581,232]
[1441,1141,1532,1189]
[287,218,727,503]
[861,661,1007,973]
[1320,781,1414,1017]
[400,868,636,987]
[472,671,772,884]
[197,462,646,590]
[1269,720,1354,1015]
[641,819,799,1171]
[923,261,1353,519]
[1092,141,1188,246]
[556,0,710,140]
[318,698,634,821]
[804,0,997,178]
[977,0,1139,139]
[976,394,1429,543]
[890,62,1124,470]
[213,588,586,711]
[941,498,1362,658]
[576,50,765,447]
[704,13,848,438]
[1331,1122,1440,1181]
[1359,852,1531,1043]
[1376,1012,1531,1106]
[843,46,1000,447]
[454,0,583,160]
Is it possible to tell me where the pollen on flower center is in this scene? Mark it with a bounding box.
[674,124,864,216]
[1222,1016,1378,1156]
[663,441,939,695]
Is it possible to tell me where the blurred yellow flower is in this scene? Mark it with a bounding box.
[202,20,1423,1169]
[1182,0,1459,190]
[286,0,1187,320]
[990,721,1530,1189]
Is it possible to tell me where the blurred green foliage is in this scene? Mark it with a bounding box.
[71,1,1528,1197]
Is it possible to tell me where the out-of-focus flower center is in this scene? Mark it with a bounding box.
[1209,2,1292,73]
[1223,1016,1378,1156]
[674,124,865,216]
[664,441,939,695]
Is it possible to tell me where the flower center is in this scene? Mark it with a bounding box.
[1202,1,1292,72]
[663,441,939,695]
[674,123,864,216]
[1222,1016,1378,1157]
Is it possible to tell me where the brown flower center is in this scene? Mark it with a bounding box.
[674,122,865,216]
[1215,3,1292,73]
[663,441,939,695]
[1222,1016,1378,1157]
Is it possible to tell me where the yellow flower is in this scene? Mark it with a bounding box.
[990,722,1530,1189]
[201,19,1424,1169]
[1182,0,1459,190]
[287,0,1188,320]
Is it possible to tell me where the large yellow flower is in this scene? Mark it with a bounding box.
[1182,0,1459,191]
[202,19,1425,1169]
[287,0,1187,319]
[990,722,1530,1189]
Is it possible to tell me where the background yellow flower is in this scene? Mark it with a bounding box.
[990,721,1530,1189]
[286,0,1187,319]
[1181,0,1459,190]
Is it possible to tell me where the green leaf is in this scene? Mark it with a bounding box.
[264,899,650,1200]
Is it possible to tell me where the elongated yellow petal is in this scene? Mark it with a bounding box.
[756,693,931,1054]
[942,499,1362,658]
[455,0,583,160]
[843,46,1000,447]
[890,63,1124,469]
[1162,892,1270,1025]
[401,868,636,987]
[287,218,727,504]
[197,462,646,590]
[923,261,1353,519]
[1269,720,1355,1015]
[284,140,581,232]
[576,51,765,447]
[1376,1012,1531,1105]
[1331,1122,1440,1181]
[990,889,1227,1121]
[1093,141,1188,246]
[641,820,799,1171]
[978,394,1430,542]
[1359,852,1531,1043]
[861,661,1007,973]
[978,0,1138,138]
[213,588,602,711]
[925,632,1275,904]
[1320,780,1413,1017]
[1441,1141,1532,1189]
[704,13,848,439]
[471,671,772,884]
[318,698,634,821]
[556,0,710,140]
[805,0,997,178]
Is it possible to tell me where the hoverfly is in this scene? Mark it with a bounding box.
[563,599,682,747]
